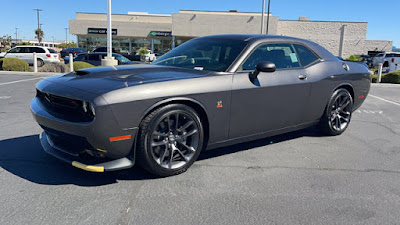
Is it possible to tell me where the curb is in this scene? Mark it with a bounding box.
[0,71,59,77]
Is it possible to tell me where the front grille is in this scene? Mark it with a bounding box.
[36,89,94,122]
[42,125,92,156]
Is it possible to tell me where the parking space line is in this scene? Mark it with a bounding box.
[369,94,400,107]
[0,77,43,86]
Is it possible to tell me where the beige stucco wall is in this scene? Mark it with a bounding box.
[172,11,279,37]
[277,20,392,58]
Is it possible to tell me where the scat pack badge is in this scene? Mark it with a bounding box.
[217,101,223,108]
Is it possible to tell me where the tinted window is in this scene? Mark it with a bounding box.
[8,47,21,53]
[87,54,100,61]
[242,44,301,70]
[48,49,57,53]
[153,38,247,72]
[30,47,45,53]
[386,54,400,57]
[75,54,86,61]
[294,45,319,67]
[375,53,384,58]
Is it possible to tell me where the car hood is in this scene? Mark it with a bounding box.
[42,64,212,95]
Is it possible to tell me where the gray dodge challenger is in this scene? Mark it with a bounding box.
[31,35,370,176]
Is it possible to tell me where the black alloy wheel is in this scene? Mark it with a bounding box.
[319,88,353,136]
[137,104,204,176]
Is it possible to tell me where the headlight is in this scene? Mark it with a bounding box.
[82,101,95,116]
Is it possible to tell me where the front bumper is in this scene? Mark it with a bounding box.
[40,132,134,172]
[31,80,139,172]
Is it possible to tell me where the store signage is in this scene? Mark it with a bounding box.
[88,28,117,35]
[149,31,172,37]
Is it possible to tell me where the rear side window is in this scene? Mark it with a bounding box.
[294,45,319,67]
[29,47,45,53]
[87,54,100,61]
[75,54,86,61]
[375,53,384,57]
[386,54,400,58]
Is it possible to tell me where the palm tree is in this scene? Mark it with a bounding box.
[35,28,44,43]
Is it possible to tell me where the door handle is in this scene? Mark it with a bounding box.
[298,75,307,80]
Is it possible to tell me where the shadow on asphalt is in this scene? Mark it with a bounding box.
[0,127,323,186]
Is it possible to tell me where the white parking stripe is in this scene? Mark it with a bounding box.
[0,96,11,99]
[369,94,400,107]
[0,77,43,86]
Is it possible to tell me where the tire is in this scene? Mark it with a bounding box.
[318,88,353,136]
[37,59,44,67]
[137,104,204,177]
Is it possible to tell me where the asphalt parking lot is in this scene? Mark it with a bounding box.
[0,72,400,225]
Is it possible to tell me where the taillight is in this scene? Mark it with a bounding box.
[46,54,51,58]
[392,58,395,63]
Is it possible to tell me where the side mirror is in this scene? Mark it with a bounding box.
[250,61,276,79]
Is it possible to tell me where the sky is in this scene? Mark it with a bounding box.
[1,0,399,47]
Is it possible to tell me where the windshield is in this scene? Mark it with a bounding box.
[114,54,131,64]
[152,38,247,72]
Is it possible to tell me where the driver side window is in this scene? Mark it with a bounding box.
[241,44,301,71]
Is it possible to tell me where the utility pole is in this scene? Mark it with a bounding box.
[33,9,43,43]
[64,28,68,44]
[266,0,271,34]
[15,27,18,44]
[261,0,265,34]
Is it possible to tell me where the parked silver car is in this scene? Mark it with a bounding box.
[3,46,60,66]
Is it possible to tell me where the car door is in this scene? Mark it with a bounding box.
[229,43,312,139]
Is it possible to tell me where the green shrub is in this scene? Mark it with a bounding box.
[382,70,400,84]
[66,61,94,71]
[371,70,400,84]
[39,62,70,73]
[347,55,363,61]
[1,58,31,72]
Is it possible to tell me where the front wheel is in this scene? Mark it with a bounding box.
[318,88,353,136]
[137,104,204,177]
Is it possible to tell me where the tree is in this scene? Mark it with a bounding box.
[57,42,77,49]
[35,28,44,43]
[0,35,12,48]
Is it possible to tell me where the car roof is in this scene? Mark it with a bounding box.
[196,34,337,61]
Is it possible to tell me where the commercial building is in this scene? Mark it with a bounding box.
[69,10,392,58]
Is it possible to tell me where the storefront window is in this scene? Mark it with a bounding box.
[77,36,192,55]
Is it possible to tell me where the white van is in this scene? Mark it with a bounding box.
[3,46,60,66]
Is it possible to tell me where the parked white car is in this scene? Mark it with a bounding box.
[373,52,400,67]
[3,46,60,67]
[144,52,156,62]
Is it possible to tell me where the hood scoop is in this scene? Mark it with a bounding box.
[75,70,90,76]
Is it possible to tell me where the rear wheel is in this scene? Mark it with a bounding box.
[37,59,44,67]
[137,104,204,177]
[318,88,353,136]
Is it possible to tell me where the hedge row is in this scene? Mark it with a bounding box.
[371,70,400,84]
[0,58,32,72]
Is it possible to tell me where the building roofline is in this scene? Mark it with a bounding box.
[279,19,367,23]
[76,12,171,17]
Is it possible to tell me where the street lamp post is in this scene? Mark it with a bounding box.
[266,0,271,34]
[15,27,18,44]
[65,28,68,44]
[101,0,117,66]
